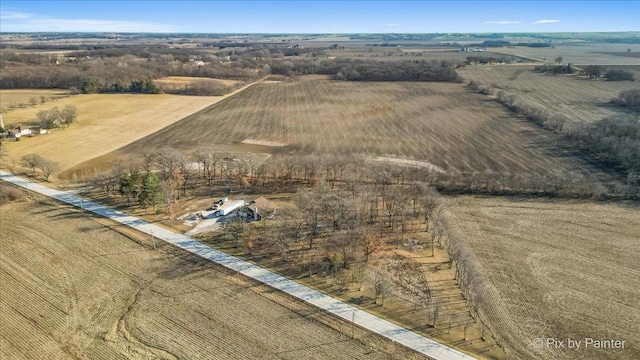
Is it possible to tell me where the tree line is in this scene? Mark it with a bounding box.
[466,56,515,65]
[0,48,266,92]
[613,89,640,113]
[271,58,462,82]
[468,80,640,195]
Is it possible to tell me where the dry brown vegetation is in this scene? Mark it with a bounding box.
[458,65,638,124]
[444,196,640,360]
[0,194,414,360]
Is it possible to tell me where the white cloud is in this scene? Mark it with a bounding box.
[534,19,560,24]
[0,12,174,32]
[385,23,398,26]
[484,20,521,25]
[0,11,31,19]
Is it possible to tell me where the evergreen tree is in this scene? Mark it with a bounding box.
[140,171,163,211]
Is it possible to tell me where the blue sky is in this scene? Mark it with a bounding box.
[1,1,638,33]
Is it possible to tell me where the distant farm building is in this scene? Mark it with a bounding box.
[7,126,32,138]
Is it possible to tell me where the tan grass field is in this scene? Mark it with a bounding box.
[0,89,70,112]
[83,76,615,182]
[445,196,640,360]
[2,93,218,176]
[458,65,637,123]
[0,196,404,360]
[1,79,265,178]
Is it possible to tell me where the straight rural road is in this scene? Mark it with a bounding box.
[0,171,476,360]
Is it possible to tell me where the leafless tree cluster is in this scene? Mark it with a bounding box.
[612,89,640,113]
[430,168,610,199]
[569,114,640,176]
[36,105,77,129]
[0,47,266,92]
[19,153,58,181]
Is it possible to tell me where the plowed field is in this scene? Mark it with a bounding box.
[90,76,611,180]
[0,197,402,360]
[445,196,640,360]
[458,65,637,123]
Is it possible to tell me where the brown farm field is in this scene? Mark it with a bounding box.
[326,47,507,63]
[445,196,640,360]
[0,195,409,360]
[77,76,616,182]
[488,43,640,65]
[458,65,638,123]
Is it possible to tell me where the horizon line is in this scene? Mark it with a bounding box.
[2,30,639,35]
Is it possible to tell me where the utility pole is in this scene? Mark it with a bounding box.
[150,229,156,249]
[352,311,356,339]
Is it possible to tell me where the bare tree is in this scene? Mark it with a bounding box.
[430,297,442,327]
[296,189,321,248]
[141,151,156,173]
[360,234,384,262]
[192,149,208,178]
[160,179,177,218]
[221,156,237,192]
[177,152,194,196]
[224,217,245,247]
[20,153,43,175]
[368,267,394,307]
[267,224,292,262]
[420,187,439,232]
[154,147,181,181]
[327,230,358,269]
[38,159,58,181]
[59,105,77,127]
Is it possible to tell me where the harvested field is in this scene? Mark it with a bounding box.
[445,196,640,360]
[488,43,640,65]
[458,65,638,123]
[0,89,70,112]
[154,76,242,88]
[327,47,507,63]
[0,197,403,360]
[90,76,614,180]
[154,76,243,94]
[596,52,640,58]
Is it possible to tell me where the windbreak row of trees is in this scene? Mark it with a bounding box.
[534,64,634,80]
[534,64,575,74]
[467,80,640,191]
[613,89,640,112]
[581,65,635,81]
[466,56,514,65]
[272,58,461,82]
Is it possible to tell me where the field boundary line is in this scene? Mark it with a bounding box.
[0,171,476,360]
